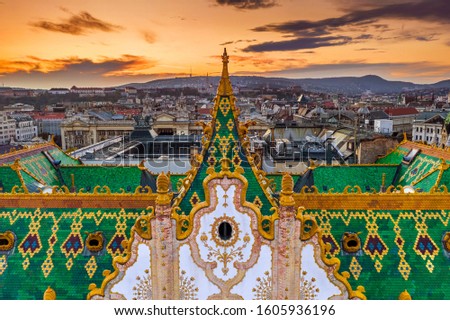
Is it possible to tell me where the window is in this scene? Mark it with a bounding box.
[84,232,105,255]
[0,231,15,252]
[342,232,361,254]
[443,232,450,253]
[218,221,232,241]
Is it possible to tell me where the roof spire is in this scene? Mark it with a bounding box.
[217,48,233,96]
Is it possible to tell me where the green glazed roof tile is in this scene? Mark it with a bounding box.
[312,165,398,193]
[0,166,22,192]
[60,166,143,193]
[306,208,450,299]
[48,148,81,166]
[0,207,145,299]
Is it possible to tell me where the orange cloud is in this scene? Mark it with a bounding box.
[142,31,157,44]
[30,11,123,35]
[0,57,83,74]
[0,55,156,77]
[102,55,158,76]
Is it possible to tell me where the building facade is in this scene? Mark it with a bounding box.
[385,107,419,133]
[412,114,445,145]
[33,113,65,137]
[60,117,135,150]
[8,114,38,142]
[0,112,16,145]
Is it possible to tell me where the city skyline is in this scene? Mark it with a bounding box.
[1,0,449,89]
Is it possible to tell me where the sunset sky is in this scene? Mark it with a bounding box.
[1,0,449,88]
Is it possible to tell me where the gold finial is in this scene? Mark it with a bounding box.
[398,289,412,300]
[156,172,172,205]
[281,172,294,193]
[217,48,233,96]
[43,286,56,300]
[157,172,170,194]
[222,48,229,67]
[280,172,295,206]
[402,132,408,142]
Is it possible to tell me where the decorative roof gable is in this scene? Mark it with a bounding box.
[171,49,278,240]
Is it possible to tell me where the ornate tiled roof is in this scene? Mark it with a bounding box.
[0,144,155,299]
[0,207,148,299]
[376,140,450,192]
[301,207,449,299]
[293,139,450,299]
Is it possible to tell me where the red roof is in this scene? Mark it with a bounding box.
[385,107,419,116]
[322,101,336,108]
[114,107,141,116]
[197,108,212,115]
[30,113,65,120]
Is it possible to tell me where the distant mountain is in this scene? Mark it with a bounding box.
[120,75,450,95]
[292,75,421,94]
[430,79,450,89]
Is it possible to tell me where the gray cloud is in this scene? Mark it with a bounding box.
[355,34,373,40]
[415,35,438,41]
[245,0,448,52]
[243,36,352,52]
[253,0,449,36]
[30,11,123,35]
[329,0,420,10]
[215,0,277,10]
[219,41,234,46]
[219,39,257,45]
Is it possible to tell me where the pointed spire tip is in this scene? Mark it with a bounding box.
[218,48,232,96]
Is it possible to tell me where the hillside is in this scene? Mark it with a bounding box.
[121,75,450,95]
